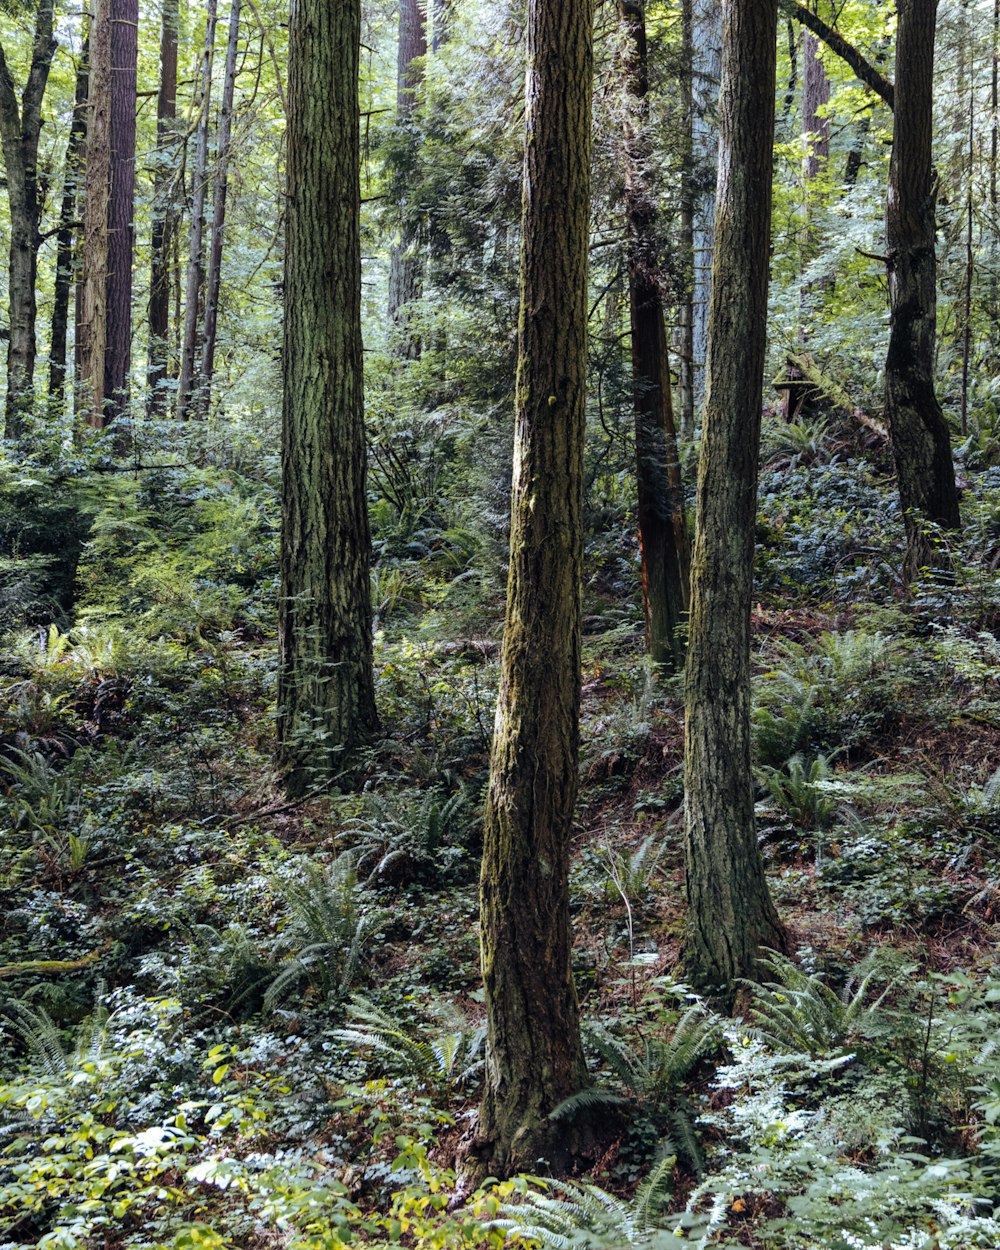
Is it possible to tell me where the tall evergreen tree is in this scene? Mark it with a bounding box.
[148,0,179,416]
[683,0,785,997]
[277,0,378,793]
[473,0,595,1177]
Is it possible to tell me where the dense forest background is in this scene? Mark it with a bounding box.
[2,0,1000,1246]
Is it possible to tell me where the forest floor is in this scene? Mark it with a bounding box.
[3,423,1000,1248]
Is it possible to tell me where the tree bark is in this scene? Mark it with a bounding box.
[884,0,961,577]
[199,0,242,417]
[474,0,594,1178]
[387,0,427,358]
[678,0,695,439]
[48,49,89,418]
[277,0,378,793]
[802,31,829,182]
[683,0,785,999]
[78,0,112,424]
[691,0,721,419]
[148,0,180,416]
[0,0,56,437]
[178,0,218,419]
[103,0,138,432]
[619,0,690,672]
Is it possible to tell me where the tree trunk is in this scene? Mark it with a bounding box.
[387,0,427,358]
[103,0,138,433]
[619,0,690,672]
[677,0,695,440]
[199,0,242,417]
[48,49,89,418]
[884,0,961,577]
[683,0,785,999]
[474,0,594,1178]
[0,0,56,437]
[277,0,378,793]
[691,0,721,419]
[178,0,218,419]
[148,0,180,416]
[78,0,113,425]
[802,31,829,181]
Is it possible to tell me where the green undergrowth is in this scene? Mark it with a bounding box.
[3,442,1000,1247]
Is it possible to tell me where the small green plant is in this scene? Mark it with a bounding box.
[345,786,472,885]
[746,952,895,1059]
[265,860,383,1010]
[761,753,838,830]
[332,996,485,1090]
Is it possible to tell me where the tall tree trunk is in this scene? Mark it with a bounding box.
[199,0,242,417]
[48,49,89,418]
[79,0,113,424]
[619,0,691,672]
[691,0,721,419]
[677,0,695,439]
[802,30,829,181]
[473,0,594,1178]
[683,0,785,999]
[103,0,138,432]
[884,0,961,577]
[0,0,56,437]
[387,0,427,358]
[277,0,378,792]
[148,0,180,416]
[178,0,218,419]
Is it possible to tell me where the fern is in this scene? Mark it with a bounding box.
[491,1156,676,1248]
[746,951,894,1058]
[332,996,484,1089]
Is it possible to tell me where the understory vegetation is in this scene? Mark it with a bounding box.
[3,397,1000,1248]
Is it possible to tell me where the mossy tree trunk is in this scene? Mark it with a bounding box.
[683,0,785,1000]
[474,0,595,1178]
[885,0,961,577]
[0,0,56,438]
[277,0,378,795]
[619,0,691,673]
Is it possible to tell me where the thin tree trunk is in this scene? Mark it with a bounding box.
[148,0,180,416]
[48,50,89,418]
[277,0,378,791]
[691,0,721,419]
[199,0,242,417]
[79,0,113,425]
[884,0,961,577]
[677,0,695,440]
[0,0,56,437]
[387,0,427,358]
[960,91,973,438]
[103,0,139,434]
[619,0,690,672]
[472,0,594,1179]
[178,0,218,419]
[683,0,785,999]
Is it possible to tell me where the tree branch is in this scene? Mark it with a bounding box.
[780,0,894,111]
